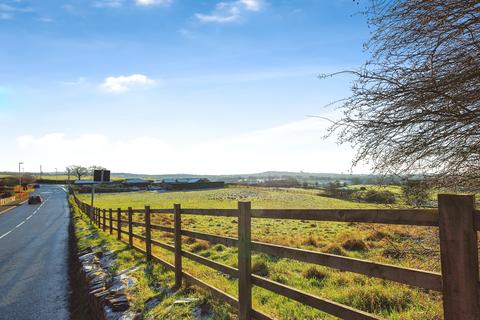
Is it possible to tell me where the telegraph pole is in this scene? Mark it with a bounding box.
[18,162,23,187]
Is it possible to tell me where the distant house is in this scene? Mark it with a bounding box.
[122,178,152,188]
[160,178,209,184]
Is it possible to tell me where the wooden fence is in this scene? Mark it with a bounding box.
[0,194,28,206]
[71,193,480,320]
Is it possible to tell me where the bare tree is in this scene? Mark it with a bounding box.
[327,0,480,188]
[69,165,88,180]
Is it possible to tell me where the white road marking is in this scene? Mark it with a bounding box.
[0,197,49,240]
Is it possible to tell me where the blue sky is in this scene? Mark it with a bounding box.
[0,0,371,174]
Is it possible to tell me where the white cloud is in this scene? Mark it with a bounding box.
[11,118,367,175]
[135,0,172,6]
[195,0,263,23]
[92,0,124,8]
[240,0,262,11]
[100,74,156,93]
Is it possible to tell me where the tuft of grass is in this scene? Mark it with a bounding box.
[342,239,368,252]
[304,267,327,281]
[302,235,318,247]
[213,244,226,252]
[366,230,390,241]
[191,241,210,253]
[323,244,344,255]
[252,257,269,277]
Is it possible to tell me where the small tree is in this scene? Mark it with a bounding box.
[402,179,431,207]
[69,165,88,180]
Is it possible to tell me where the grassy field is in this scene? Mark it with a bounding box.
[77,185,442,319]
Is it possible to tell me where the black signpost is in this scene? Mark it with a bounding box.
[90,169,111,216]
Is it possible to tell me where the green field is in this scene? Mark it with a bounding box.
[77,186,442,319]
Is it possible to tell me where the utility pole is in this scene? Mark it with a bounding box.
[39,165,42,180]
[18,162,23,187]
[55,168,58,184]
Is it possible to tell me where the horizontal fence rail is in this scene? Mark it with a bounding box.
[71,193,480,320]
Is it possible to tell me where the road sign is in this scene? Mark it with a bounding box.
[93,170,110,182]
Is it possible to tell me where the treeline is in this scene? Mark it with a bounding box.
[322,180,432,207]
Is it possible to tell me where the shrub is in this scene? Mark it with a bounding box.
[342,239,368,251]
[362,190,396,204]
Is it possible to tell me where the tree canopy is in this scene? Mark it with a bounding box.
[329,0,480,188]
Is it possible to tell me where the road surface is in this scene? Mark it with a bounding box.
[0,185,70,320]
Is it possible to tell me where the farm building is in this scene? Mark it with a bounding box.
[122,178,153,188]
[155,178,224,190]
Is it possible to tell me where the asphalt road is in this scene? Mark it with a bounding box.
[0,185,70,320]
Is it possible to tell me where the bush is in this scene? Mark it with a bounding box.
[402,179,431,207]
[362,190,396,204]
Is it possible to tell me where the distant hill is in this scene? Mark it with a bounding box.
[0,170,401,185]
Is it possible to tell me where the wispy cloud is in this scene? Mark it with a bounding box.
[0,2,33,20]
[195,0,263,23]
[92,0,125,8]
[92,0,171,8]
[100,74,156,93]
[135,0,172,6]
[58,77,88,86]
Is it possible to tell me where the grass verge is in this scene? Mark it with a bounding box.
[70,195,237,320]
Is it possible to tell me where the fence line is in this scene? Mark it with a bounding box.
[71,193,480,320]
[0,194,28,206]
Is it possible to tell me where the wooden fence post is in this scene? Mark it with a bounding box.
[102,209,106,232]
[238,201,252,320]
[438,194,479,320]
[128,207,133,247]
[174,203,182,289]
[117,208,122,240]
[145,206,152,261]
[97,208,101,227]
[109,209,113,235]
